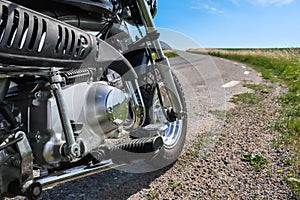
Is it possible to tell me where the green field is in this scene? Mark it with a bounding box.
[188,48,300,195]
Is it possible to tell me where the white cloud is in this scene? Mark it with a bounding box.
[191,1,224,14]
[249,0,294,6]
[191,0,294,13]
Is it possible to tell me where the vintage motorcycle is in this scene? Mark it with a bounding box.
[0,0,187,198]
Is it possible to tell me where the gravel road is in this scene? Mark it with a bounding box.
[8,52,297,199]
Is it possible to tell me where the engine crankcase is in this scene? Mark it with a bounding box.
[43,82,129,165]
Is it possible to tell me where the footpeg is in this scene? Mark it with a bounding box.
[115,136,163,153]
[109,136,164,163]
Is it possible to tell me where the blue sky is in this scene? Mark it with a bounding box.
[153,0,300,49]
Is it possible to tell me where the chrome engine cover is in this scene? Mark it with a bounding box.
[85,83,130,134]
[43,82,129,165]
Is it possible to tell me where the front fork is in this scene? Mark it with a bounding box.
[136,0,184,115]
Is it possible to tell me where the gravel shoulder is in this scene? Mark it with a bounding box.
[128,81,296,200]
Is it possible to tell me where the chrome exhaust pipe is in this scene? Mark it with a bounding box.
[35,160,117,189]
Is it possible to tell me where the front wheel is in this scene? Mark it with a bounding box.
[140,72,187,168]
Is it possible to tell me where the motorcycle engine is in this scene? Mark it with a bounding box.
[38,82,130,166]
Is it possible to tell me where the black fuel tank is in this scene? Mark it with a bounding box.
[11,0,115,14]
[55,0,114,14]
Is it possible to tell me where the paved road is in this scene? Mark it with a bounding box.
[171,51,262,149]
[10,52,264,200]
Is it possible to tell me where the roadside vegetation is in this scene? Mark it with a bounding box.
[163,50,179,58]
[188,48,300,196]
[153,50,179,60]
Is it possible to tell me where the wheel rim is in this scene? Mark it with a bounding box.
[152,83,184,149]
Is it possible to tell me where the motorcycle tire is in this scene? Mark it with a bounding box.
[141,72,187,169]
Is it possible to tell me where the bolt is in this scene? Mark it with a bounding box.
[66,155,73,161]
[107,107,113,113]
[35,91,42,99]
[35,132,41,142]
[71,144,81,158]
[32,186,41,196]
[80,36,88,45]
[53,163,60,168]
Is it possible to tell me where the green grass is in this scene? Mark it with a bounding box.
[208,52,294,82]
[243,83,271,94]
[164,51,179,58]
[209,109,227,117]
[231,93,262,104]
[152,50,179,61]
[149,189,160,199]
[168,180,183,191]
[241,154,267,171]
[286,178,300,197]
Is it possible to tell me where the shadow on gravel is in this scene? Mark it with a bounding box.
[42,165,173,200]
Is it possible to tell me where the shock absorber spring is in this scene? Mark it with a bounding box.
[61,68,95,85]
